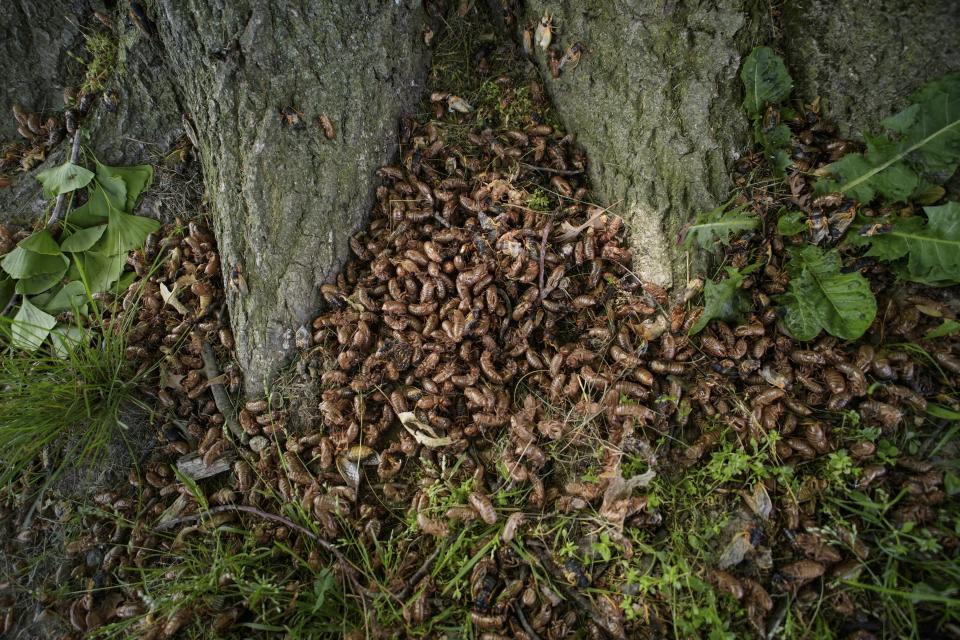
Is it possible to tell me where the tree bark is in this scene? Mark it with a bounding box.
[782,0,960,138]
[151,0,432,391]
[516,0,765,289]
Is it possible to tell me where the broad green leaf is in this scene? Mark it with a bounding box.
[67,187,111,227]
[779,246,876,341]
[74,250,127,293]
[925,319,960,339]
[116,270,138,293]
[94,207,161,256]
[96,161,154,211]
[881,104,919,134]
[60,224,107,252]
[14,267,67,295]
[853,202,960,285]
[690,267,750,334]
[11,297,57,351]
[41,281,89,313]
[35,161,95,198]
[816,74,960,202]
[50,325,87,358]
[19,229,62,255]
[93,173,127,212]
[777,210,807,236]
[682,204,759,250]
[1,246,69,279]
[741,47,792,116]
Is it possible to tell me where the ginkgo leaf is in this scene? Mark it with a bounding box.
[1,247,68,279]
[0,276,14,313]
[41,281,89,313]
[96,161,154,211]
[50,325,87,358]
[11,297,57,351]
[35,161,95,198]
[60,224,107,253]
[94,207,161,256]
[15,268,67,295]
[73,250,127,293]
[19,229,62,255]
[67,187,112,227]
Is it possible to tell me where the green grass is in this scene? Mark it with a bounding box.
[0,297,147,492]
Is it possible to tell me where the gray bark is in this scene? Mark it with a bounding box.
[516,0,764,288]
[0,0,84,141]
[783,0,960,138]
[152,0,431,392]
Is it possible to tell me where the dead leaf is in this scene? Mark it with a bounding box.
[717,530,754,569]
[742,483,773,520]
[398,411,454,448]
[159,282,189,316]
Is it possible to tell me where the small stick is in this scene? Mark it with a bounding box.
[538,223,550,302]
[47,129,83,228]
[514,602,543,640]
[200,340,246,443]
[396,543,444,601]
[520,162,583,176]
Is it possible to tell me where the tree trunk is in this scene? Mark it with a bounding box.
[150,1,432,391]
[782,0,960,138]
[515,0,765,289]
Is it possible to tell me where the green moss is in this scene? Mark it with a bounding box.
[80,32,119,94]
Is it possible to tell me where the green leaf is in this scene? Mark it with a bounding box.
[19,229,62,255]
[11,297,57,351]
[777,210,807,236]
[96,161,154,211]
[924,319,960,339]
[741,47,792,116]
[690,267,750,334]
[93,173,127,212]
[1,246,69,279]
[881,104,919,134]
[927,403,960,421]
[854,202,960,285]
[817,75,960,202]
[14,268,67,295]
[94,207,161,256]
[35,161,95,198]
[60,224,107,252]
[50,325,87,358]
[67,187,111,227]
[41,281,89,314]
[682,204,759,250]
[779,246,876,341]
[74,250,127,293]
